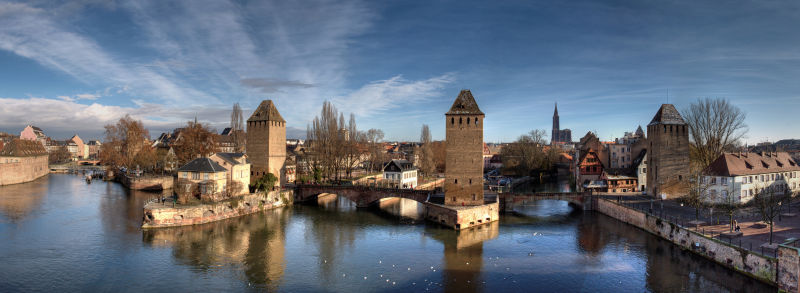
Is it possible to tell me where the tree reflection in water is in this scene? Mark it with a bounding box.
[142,207,290,291]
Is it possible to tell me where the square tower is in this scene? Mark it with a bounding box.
[646,104,689,198]
[246,100,286,186]
[445,90,485,206]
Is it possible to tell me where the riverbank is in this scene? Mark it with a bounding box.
[593,197,781,288]
[142,190,293,228]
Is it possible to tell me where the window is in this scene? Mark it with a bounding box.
[454,179,458,184]
[192,173,200,180]
[711,177,716,185]
[182,172,187,178]
[721,177,727,185]
[459,117,462,124]
[467,117,471,124]
[204,173,209,180]
[475,117,479,125]
[451,118,454,124]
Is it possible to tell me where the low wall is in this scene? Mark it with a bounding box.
[779,243,800,293]
[120,175,174,190]
[595,199,777,285]
[142,190,294,228]
[424,202,499,230]
[0,155,48,186]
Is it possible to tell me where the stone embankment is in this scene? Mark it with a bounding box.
[142,190,293,228]
[120,174,173,190]
[594,198,781,288]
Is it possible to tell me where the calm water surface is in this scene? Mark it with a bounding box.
[0,175,773,292]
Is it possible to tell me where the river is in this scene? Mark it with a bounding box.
[0,174,773,292]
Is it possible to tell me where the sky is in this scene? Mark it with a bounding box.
[0,0,798,144]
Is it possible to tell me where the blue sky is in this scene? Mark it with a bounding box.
[0,0,798,143]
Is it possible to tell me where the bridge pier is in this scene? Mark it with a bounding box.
[423,202,500,230]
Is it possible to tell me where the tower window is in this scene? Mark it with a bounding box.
[455,179,458,184]
[469,179,472,184]
[475,117,479,125]
[467,117,471,124]
[451,117,454,125]
[459,117,462,124]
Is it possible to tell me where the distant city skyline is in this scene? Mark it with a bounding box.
[1,0,799,144]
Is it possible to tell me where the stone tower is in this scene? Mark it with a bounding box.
[646,104,689,198]
[246,100,286,186]
[445,90,485,206]
[552,102,560,143]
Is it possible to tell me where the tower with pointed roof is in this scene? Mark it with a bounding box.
[552,103,560,144]
[246,100,286,186]
[646,104,689,198]
[445,90,485,206]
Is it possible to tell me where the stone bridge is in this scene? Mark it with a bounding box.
[498,192,596,212]
[295,184,434,208]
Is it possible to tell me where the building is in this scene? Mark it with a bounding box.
[86,140,102,159]
[19,125,47,146]
[209,153,251,196]
[608,126,646,169]
[633,150,648,192]
[246,100,286,186]
[703,152,800,204]
[0,139,49,186]
[177,157,228,196]
[68,135,87,159]
[646,104,690,198]
[602,170,638,193]
[383,159,418,188]
[551,103,572,144]
[445,90,485,206]
[577,148,604,190]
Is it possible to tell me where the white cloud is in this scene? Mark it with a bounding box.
[332,73,456,117]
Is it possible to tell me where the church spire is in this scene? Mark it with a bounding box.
[554,102,559,116]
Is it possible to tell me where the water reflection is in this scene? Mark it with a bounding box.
[513,179,573,193]
[0,176,49,223]
[428,222,499,293]
[142,208,290,290]
[377,198,424,221]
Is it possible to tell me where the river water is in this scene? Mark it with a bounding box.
[0,174,773,292]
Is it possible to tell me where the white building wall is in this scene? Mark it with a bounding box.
[704,170,800,204]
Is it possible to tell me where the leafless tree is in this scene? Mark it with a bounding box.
[717,183,742,233]
[501,129,559,176]
[418,124,435,176]
[365,128,386,172]
[100,114,153,170]
[682,98,748,169]
[173,118,218,165]
[230,103,245,152]
[752,183,787,244]
[680,166,713,221]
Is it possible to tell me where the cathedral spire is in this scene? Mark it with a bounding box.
[554,102,559,116]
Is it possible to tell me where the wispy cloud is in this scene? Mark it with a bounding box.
[240,78,314,93]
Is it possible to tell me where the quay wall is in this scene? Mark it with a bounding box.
[0,155,48,186]
[120,175,174,190]
[143,190,293,228]
[595,198,777,286]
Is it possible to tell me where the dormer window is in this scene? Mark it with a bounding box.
[745,162,753,169]
[762,161,769,168]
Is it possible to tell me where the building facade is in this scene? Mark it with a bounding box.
[445,90,485,206]
[246,100,286,186]
[551,103,572,144]
[383,159,418,188]
[703,152,800,204]
[646,104,690,198]
[19,125,47,146]
[177,158,228,196]
[210,153,251,196]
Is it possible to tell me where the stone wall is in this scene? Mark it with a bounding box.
[143,190,293,228]
[246,120,286,185]
[120,175,174,190]
[646,122,690,198]
[596,198,777,285]
[779,244,800,292]
[0,155,48,186]
[424,201,499,230]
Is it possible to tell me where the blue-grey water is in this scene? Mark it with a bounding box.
[0,174,773,292]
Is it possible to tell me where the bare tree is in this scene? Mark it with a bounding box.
[365,128,386,172]
[230,103,245,152]
[682,98,748,169]
[717,183,742,233]
[173,118,218,165]
[752,183,787,244]
[681,167,713,221]
[49,145,71,164]
[100,114,152,170]
[418,124,435,176]
[501,129,557,176]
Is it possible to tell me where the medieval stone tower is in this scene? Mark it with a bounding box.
[445,90,485,206]
[246,100,286,186]
[646,104,689,198]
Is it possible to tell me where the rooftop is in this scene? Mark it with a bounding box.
[0,139,48,157]
[446,90,484,115]
[247,100,285,123]
[178,157,228,173]
[648,104,686,126]
[704,152,800,177]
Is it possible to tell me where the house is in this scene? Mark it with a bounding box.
[68,135,87,159]
[86,140,102,159]
[19,125,47,146]
[177,158,228,196]
[209,153,251,196]
[632,150,647,192]
[703,152,800,204]
[577,148,604,190]
[383,159,418,188]
[602,169,638,193]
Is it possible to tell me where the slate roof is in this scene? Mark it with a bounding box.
[177,157,228,173]
[214,152,248,165]
[446,90,484,115]
[632,149,647,169]
[0,139,48,157]
[383,159,417,172]
[648,104,685,126]
[247,100,285,123]
[220,127,232,136]
[704,152,800,177]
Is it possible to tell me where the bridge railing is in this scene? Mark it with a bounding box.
[296,184,432,195]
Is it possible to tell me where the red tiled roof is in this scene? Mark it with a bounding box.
[704,152,800,177]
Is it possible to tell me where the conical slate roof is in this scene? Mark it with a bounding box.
[247,100,285,123]
[446,90,484,115]
[648,104,685,126]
